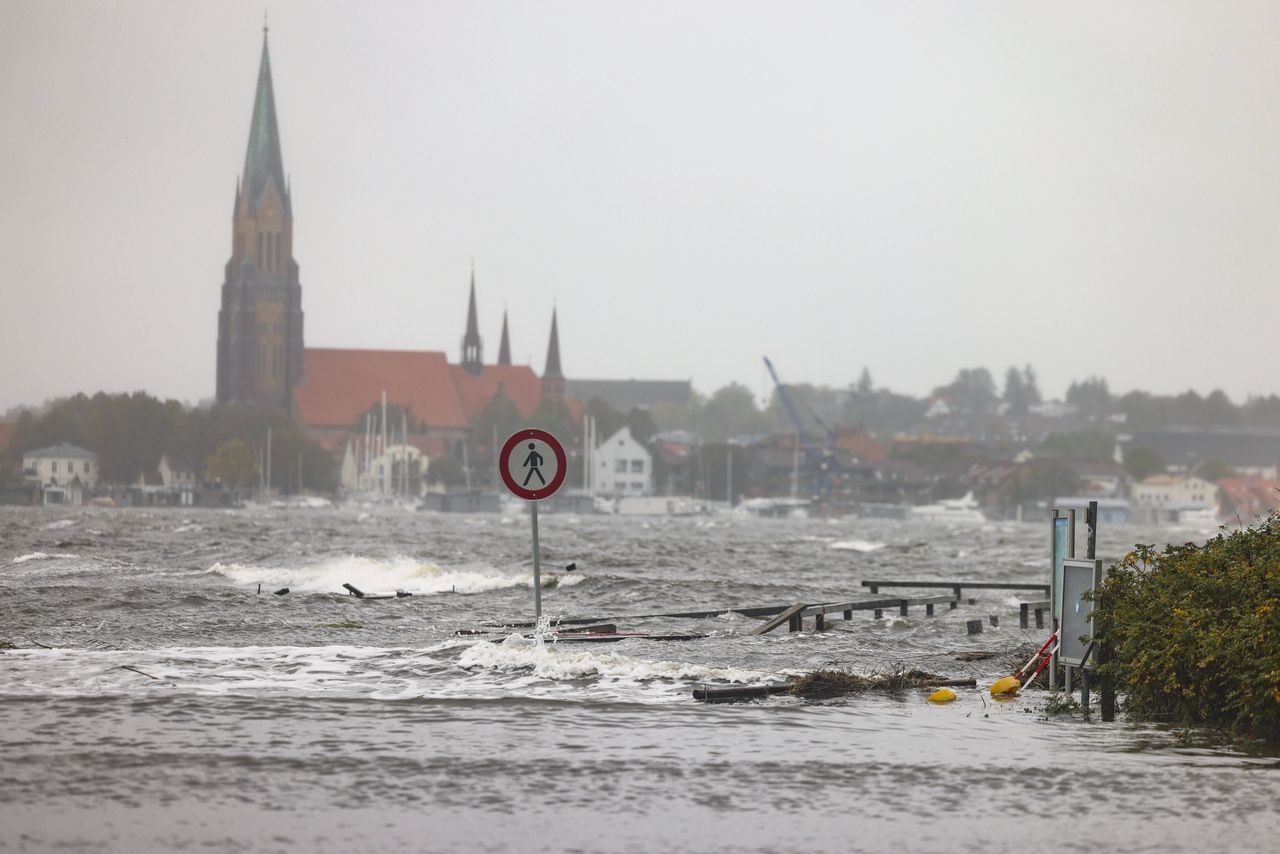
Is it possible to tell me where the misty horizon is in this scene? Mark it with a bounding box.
[5,1,1280,412]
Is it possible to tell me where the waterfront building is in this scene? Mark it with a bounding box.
[591,426,653,498]
[22,443,98,505]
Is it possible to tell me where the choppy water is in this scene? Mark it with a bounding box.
[2,505,1277,853]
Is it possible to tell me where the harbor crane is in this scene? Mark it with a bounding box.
[762,356,836,502]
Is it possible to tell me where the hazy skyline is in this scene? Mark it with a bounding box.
[4,1,1280,413]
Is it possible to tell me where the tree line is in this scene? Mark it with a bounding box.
[0,392,335,493]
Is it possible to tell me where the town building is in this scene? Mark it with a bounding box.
[22,443,98,505]
[591,426,653,497]
[1216,477,1280,521]
[1130,474,1217,509]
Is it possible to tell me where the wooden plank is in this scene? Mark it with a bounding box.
[861,580,1050,593]
[753,602,809,635]
[693,682,795,702]
[801,595,955,618]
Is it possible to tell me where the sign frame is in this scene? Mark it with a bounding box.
[1059,558,1103,667]
[499,428,567,502]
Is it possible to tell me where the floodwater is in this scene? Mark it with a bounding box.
[1,505,1277,853]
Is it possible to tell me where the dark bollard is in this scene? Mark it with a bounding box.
[966,619,983,635]
[989,615,999,627]
[926,603,935,617]
[1036,608,1044,629]
[1020,603,1029,628]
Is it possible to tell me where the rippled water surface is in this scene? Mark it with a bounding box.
[2,505,1277,852]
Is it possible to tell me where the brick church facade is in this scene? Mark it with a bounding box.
[215,30,570,449]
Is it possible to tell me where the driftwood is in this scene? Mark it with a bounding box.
[789,668,976,700]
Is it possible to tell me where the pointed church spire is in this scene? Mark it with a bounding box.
[461,263,484,374]
[542,307,565,399]
[497,309,512,366]
[242,28,288,215]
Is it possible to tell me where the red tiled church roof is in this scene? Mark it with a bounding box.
[294,349,468,430]
[449,364,543,421]
[294,348,550,432]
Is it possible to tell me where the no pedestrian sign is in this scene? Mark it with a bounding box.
[499,429,567,501]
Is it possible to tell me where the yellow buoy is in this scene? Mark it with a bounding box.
[990,675,1021,696]
[927,687,957,703]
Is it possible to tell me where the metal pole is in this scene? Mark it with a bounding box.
[1086,500,1098,560]
[531,500,542,619]
[1067,508,1077,558]
[1050,509,1059,692]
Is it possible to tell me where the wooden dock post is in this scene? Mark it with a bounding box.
[925,603,935,617]
[814,613,825,632]
[753,603,809,636]
[966,619,983,635]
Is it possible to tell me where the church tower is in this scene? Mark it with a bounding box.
[460,266,483,375]
[542,308,565,400]
[496,310,512,366]
[216,26,305,410]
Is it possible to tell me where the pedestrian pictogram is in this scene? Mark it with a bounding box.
[499,429,566,501]
[522,443,546,487]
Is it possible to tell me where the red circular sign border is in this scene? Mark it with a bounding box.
[499,428,568,501]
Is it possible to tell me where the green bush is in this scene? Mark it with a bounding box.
[1097,515,1280,740]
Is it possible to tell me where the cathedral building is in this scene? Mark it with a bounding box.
[216,29,304,410]
[214,29,574,457]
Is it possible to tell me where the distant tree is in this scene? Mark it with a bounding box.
[855,367,874,396]
[425,455,466,488]
[1003,367,1029,414]
[1194,459,1237,482]
[702,383,770,442]
[933,368,998,414]
[1066,377,1112,417]
[204,439,257,490]
[999,462,1082,506]
[530,396,578,443]
[625,407,659,444]
[584,398,626,443]
[471,393,522,453]
[1023,364,1042,406]
[1124,446,1166,480]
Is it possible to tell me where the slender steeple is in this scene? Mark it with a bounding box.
[497,309,512,366]
[542,308,564,399]
[461,264,483,374]
[216,26,304,411]
[241,27,290,216]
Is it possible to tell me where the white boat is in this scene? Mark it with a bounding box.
[911,492,986,523]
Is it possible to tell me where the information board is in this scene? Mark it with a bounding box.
[1059,558,1102,667]
[1052,515,1069,619]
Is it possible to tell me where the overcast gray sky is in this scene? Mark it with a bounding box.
[3,1,1280,412]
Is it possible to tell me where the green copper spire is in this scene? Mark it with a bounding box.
[242,28,289,215]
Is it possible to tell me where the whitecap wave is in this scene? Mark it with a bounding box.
[829,539,886,552]
[457,636,771,684]
[206,555,572,596]
[43,519,75,530]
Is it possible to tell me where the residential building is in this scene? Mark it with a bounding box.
[1130,474,1217,509]
[1216,477,1280,521]
[591,426,652,497]
[22,443,98,505]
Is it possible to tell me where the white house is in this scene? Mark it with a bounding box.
[22,443,98,505]
[158,454,199,489]
[591,426,652,498]
[1130,474,1217,509]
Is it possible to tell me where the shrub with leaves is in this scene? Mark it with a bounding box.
[1096,515,1280,740]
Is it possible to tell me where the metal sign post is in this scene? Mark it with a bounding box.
[498,428,568,620]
